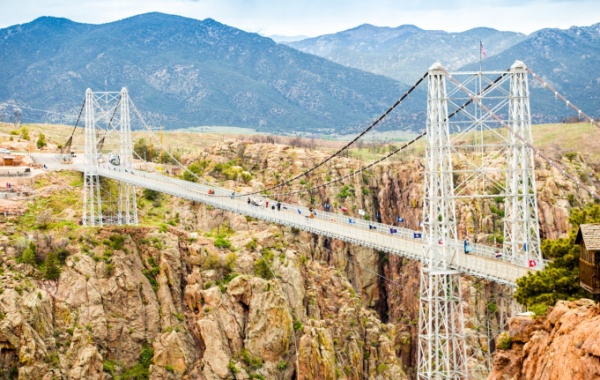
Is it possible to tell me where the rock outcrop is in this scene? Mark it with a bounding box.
[0,138,598,379]
[0,221,408,379]
[489,300,600,380]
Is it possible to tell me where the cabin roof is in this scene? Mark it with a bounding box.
[576,224,600,251]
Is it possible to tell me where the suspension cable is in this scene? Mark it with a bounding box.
[126,72,429,193]
[441,67,599,202]
[209,72,510,199]
[62,99,86,153]
[241,71,429,197]
[137,72,430,193]
[261,133,426,199]
[124,70,507,201]
[128,98,217,187]
[526,67,599,129]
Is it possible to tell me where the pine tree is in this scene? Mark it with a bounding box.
[20,242,37,266]
[36,133,47,149]
[516,203,600,315]
[44,251,61,280]
[20,126,30,141]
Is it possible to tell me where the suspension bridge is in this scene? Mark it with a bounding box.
[34,60,598,379]
[74,162,532,285]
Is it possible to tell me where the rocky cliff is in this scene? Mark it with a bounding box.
[0,222,408,379]
[0,150,413,380]
[180,139,597,376]
[0,138,597,379]
[489,300,600,380]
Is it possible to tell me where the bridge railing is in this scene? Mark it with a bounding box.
[123,165,419,238]
[87,165,534,285]
[99,165,528,263]
[104,165,415,241]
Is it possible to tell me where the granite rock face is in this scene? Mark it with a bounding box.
[0,223,408,379]
[489,300,600,380]
[1,139,597,379]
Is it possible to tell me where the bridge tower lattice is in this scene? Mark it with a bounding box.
[82,88,138,226]
[117,89,138,225]
[418,63,468,379]
[83,89,102,226]
[417,60,542,379]
[504,61,541,267]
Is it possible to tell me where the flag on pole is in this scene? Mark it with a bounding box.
[480,40,486,59]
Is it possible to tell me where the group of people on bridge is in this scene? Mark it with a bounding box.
[247,197,282,211]
[464,236,503,258]
[206,187,417,239]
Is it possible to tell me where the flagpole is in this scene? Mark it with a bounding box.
[479,39,482,73]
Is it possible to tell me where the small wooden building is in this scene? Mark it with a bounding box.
[2,156,14,166]
[577,224,600,294]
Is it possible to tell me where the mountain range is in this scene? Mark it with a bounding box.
[287,24,527,84]
[0,12,598,134]
[0,13,409,134]
[287,23,600,124]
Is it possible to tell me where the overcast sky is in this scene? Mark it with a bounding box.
[0,0,598,37]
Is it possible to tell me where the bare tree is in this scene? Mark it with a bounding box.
[249,134,280,144]
[13,107,22,128]
[289,137,303,148]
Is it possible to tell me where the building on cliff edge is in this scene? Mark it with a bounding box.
[577,224,600,295]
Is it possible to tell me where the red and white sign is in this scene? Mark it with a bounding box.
[528,260,537,268]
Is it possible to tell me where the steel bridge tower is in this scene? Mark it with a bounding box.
[83,89,102,226]
[417,60,542,378]
[418,63,468,379]
[82,88,138,226]
[504,61,541,268]
[117,89,138,225]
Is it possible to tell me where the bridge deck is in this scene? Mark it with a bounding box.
[62,163,536,286]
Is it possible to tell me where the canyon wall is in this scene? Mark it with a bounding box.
[0,139,597,379]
